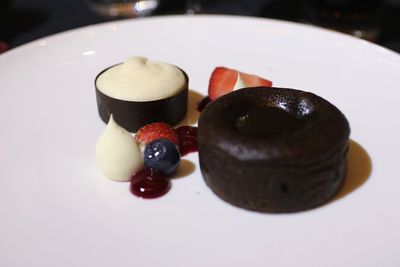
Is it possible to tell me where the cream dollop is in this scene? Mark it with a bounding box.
[96,115,143,181]
[96,57,186,102]
[233,73,247,91]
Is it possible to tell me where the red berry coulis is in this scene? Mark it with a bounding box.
[176,126,198,156]
[130,168,170,198]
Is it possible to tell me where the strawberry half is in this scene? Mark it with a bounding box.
[136,122,179,146]
[208,67,238,101]
[240,71,272,88]
[208,67,272,100]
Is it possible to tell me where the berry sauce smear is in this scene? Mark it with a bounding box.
[130,168,171,198]
[176,126,198,156]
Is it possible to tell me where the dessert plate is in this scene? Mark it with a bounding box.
[1,15,399,267]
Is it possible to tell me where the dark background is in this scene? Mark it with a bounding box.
[1,0,400,52]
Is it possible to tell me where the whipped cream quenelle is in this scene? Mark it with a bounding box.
[96,57,186,102]
[96,115,143,181]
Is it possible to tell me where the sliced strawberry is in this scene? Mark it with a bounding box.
[176,126,198,156]
[208,67,273,101]
[240,71,272,87]
[136,122,179,146]
[208,67,238,101]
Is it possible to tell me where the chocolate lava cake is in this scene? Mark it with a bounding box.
[198,87,350,213]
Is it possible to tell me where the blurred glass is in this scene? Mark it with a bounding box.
[88,0,159,18]
[185,0,202,14]
[302,0,384,42]
[0,0,11,16]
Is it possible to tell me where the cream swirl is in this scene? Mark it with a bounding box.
[96,57,186,102]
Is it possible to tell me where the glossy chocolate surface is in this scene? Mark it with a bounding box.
[235,106,307,137]
[198,87,350,213]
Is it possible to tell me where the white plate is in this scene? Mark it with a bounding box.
[1,15,400,267]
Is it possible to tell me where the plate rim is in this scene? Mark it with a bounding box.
[2,14,400,60]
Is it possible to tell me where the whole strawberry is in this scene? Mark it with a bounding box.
[136,122,179,146]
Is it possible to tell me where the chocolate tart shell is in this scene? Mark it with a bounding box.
[198,87,350,213]
[95,66,188,132]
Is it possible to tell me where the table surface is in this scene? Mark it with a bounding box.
[1,0,400,53]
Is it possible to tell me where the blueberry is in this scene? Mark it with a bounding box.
[143,138,180,175]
